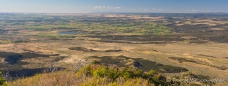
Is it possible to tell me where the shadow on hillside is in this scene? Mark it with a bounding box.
[0,52,59,65]
[88,55,188,73]
[2,67,64,80]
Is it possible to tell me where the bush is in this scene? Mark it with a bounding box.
[77,64,168,86]
[120,70,133,79]
[0,70,6,85]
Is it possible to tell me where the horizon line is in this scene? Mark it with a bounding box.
[1,12,228,14]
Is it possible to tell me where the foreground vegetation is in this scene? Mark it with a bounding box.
[0,70,6,85]
[0,62,216,86]
[2,64,164,86]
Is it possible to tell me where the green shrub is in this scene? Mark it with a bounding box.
[0,70,6,85]
[148,70,157,76]
[84,64,167,85]
[121,70,132,79]
[133,69,144,77]
[93,67,108,77]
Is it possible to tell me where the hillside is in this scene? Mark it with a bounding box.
[1,61,216,86]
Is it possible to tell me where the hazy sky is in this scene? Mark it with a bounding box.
[0,0,227,13]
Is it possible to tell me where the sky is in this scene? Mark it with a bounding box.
[0,0,227,13]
